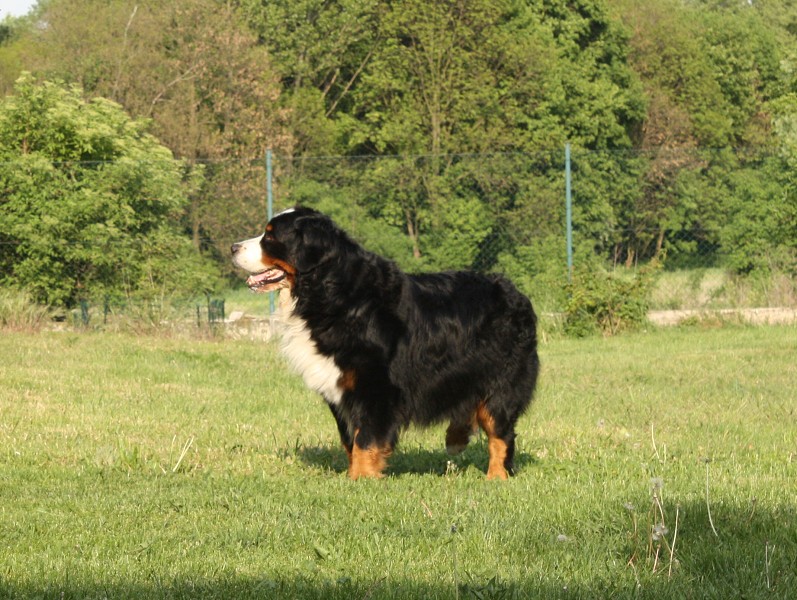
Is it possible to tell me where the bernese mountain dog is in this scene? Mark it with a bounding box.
[231,207,539,480]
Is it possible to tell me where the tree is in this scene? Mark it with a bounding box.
[330,0,644,268]
[239,0,380,156]
[0,74,219,307]
[12,0,293,268]
[608,0,787,269]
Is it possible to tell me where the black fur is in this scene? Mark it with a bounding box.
[256,207,539,477]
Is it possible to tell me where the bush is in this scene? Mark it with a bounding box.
[0,74,220,308]
[495,236,569,314]
[564,261,660,337]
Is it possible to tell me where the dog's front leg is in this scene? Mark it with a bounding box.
[326,402,354,466]
[348,426,395,480]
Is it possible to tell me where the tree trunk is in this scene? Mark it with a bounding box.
[625,247,636,269]
[655,228,666,258]
[406,209,421,259]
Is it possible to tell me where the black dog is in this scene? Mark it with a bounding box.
[232,207,539,479]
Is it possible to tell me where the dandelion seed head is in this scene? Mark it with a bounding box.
[652,523,669,541]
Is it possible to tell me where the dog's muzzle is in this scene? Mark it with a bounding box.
[231,237,287,293]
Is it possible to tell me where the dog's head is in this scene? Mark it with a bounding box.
[231,207,340,293]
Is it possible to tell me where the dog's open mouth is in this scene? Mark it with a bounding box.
[246,268,286,292]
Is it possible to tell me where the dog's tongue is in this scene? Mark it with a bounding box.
[247,271,274,287]
[246,268,286,292]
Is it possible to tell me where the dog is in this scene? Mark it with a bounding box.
[231,207,539,479]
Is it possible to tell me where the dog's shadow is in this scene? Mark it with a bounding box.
[297,440,538,477]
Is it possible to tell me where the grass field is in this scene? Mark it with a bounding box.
[1,325,795,599]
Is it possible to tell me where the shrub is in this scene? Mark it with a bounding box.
[0,74,220,308]
[564,261,660,337]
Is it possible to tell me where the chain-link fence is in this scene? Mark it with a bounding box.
[227,146,796,313]
[3,146,796,325]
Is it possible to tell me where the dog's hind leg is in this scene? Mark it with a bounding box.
[475,402,516,480]
[445,411,479,456]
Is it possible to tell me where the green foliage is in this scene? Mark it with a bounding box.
[247,0,646,269]
[3,0,797,292]
[719,161,795,274]
[239,0,377,155]
[0,74,220,307]
[4,0,290,269]
[564,260,660,336]
[495,236,569,313]
[285,175,418,270]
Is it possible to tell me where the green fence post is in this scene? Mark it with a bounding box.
[565,143,573,282]
[80,299,89,327]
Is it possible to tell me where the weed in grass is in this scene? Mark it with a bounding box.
[623,476,680,580]
[171,436,196,473]
[647,477,672,575]
[703,457,720,538]
[765,541,774,591]
[449,522,459,600]
[458,574,519,599]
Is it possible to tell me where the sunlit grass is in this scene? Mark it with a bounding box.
[1,326,795,598]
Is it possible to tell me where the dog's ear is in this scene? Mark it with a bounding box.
[293,215,338,272]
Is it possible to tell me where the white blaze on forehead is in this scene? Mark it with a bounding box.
[273,207,297,219]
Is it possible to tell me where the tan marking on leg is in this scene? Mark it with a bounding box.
[486,437,509,480]
[476,403,509,480]
[348,430,391,480]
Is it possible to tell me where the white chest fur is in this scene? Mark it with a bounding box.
[274,295,343,406]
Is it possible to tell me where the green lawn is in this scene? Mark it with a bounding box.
[1,325,795,599]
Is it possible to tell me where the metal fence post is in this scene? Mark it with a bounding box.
[565,143,573,282]
[267,148,275,316]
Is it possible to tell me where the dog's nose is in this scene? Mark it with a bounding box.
[231,243,241,255]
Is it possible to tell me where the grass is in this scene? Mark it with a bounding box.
[224,286,274,317]
[0,288,52,330]
[651,268,797,310]
[1,325,796,599]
